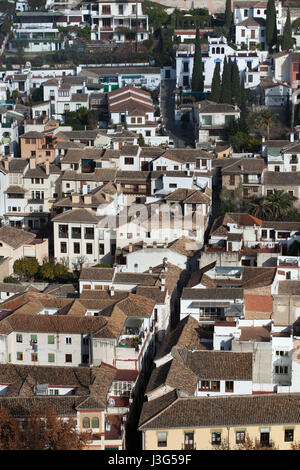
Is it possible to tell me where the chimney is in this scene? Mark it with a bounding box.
[129,242,133,253]
[71,193,80,204]
[45,160,50,175]
[30,158,36,169]
[153,241,157,248]
[142,241,147,249]
[110,286,115,297]
[84,194,92,205]
[161,275,166,291]
[149,266,153,274]
[163,238,168,248]
[290,132,295,143]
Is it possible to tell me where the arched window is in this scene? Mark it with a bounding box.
[221,47,224,54]
[216,47,220,54]
[82,417,90,428]
[212,47,215,54]
[92,417,99,428]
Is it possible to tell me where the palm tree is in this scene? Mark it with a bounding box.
[266,189,294,219]
[248,197,273,219]
[253,110,276,140]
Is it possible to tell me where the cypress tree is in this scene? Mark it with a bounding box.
[231,59,241,106]
[266,0,277,50]
[225,0,232,40]
[220,56,231,104]
[282,8,294,51]
[210,61,221,102]
[191,27,204,93]
[239,77,248,131]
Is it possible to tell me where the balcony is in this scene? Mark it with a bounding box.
[71,233,81,239]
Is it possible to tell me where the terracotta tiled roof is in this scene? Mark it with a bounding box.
[139,393,300,430]
[0,226,35,248]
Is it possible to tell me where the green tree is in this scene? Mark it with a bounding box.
[266,0,277,50]
[191,27,204,93]
[210,61,221,102]
[13,258,39,281]
[220,56,231,104]
[248,197,273,219]
[239,77,248,131]
[253,109,276,140]
[266,189,294,219]
[231,59,241,106]
[224,0,232,39]
[282,8,294,51]
[53,263,71,282]
[39,262,55,281]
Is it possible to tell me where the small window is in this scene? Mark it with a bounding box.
[16,334,23,343]
[211,431,221,445]
[236,429,245,444]
[66,337,72,344]
[92,417,99,428]
[225,381,234,393]
[157,432,167,447]
[48,335,55,344]
[82,417,90,429]
[17,352,23,361]
[30,335,37,343]
[48,353,55,363]
[65,354,72,363]
[285,428,294,442]
[31,353,38,362]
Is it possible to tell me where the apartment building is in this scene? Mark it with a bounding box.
[80,0,149,43]
[139,391,300,450]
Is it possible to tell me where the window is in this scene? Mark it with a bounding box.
[211,431,221,445]
[65,354,72,363]
[66,337,72,344]
[157,432,167,447]
[99,243,105,255]
[125,157,134,165]
[276,350,288,356]
[17,352,23,361]
[284,428,294,442]
[31,353,38,362]
[260,429,270,447]
[274,166,280,172]
[48,335,55,344]
[48,353,55,363]
[102,5,111,14]
[82,417,90,428]
[184,431,194,450]
[225,381,234,393]
[60,242,67,253]
[31,335,37,343]
[275,366,288,374]
[230,175,235,185]
[199,380,220,392]
[92,417,99,428]
[236,430,246,444]
[86,243,93,255]
[16,334,23,343]
[73,242,80,254]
